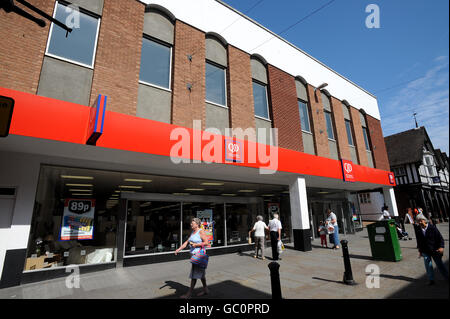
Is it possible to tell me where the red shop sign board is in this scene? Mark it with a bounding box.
[341,160,356,182]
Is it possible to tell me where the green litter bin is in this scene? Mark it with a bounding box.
[367,220,402,261]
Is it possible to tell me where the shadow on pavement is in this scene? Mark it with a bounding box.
[379,274,416,283]
[155,280,272,299]
[348,254,374,261]
[311,276,346,285]
[387,260,449,299]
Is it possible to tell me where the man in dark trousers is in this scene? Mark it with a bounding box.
[414,214,448,285]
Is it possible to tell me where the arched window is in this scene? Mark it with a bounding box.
[342,101,358,164]
[251,56,270,120]
[139,9,174,90]
[360,109,374,167]
[205,35,228,107]
[296,77,315,155]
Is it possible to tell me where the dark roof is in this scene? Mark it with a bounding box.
[384,127,429,166]
[435,149,449,170]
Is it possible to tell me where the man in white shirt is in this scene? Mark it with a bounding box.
[268,214,282,260]
[249,216,269,260]
[382,205,391,220]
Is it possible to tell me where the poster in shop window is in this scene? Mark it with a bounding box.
[197,209,213,247]
[60,199,95,241]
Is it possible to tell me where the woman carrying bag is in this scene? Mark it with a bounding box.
[175,218,210,299]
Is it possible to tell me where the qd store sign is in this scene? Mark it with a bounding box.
[225,139,242,163]
[341,160,356,182]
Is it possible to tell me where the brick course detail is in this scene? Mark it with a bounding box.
[306,84,329,158]
[228,45,255,140]
[0,0,54,94]
[89,0,144,114]
[349,106,369,167]
[267,65,303,152]
[330,97,351,161]
[171,20,206,130]
[366,115,390,171]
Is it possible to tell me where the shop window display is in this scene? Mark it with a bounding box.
[226,203,257,245]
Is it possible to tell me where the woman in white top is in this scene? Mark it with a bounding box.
[326,209,340,249]
[249,215,269,260]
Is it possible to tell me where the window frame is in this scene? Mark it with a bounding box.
[45,1,101,69]
[298,99,312,134]
[138,35,173,92]
[205,59,228,108]
[252,79,271,121]
[324,110,335,141]
[345,119,355,146]
[362,127,371,151]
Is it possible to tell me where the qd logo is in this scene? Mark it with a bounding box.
[227,143,240,153]
[225,139,242,163]
[344,163,353,174]
[388,173,395,185]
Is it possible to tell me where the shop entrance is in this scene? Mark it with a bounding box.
[118,193,265,266]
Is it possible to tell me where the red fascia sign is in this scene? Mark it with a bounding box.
[341,160,356,182]
[86,94,107,145]
[388,172,395,185]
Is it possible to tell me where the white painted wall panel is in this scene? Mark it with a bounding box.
[143,0,381,119]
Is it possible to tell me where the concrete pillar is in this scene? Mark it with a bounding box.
[382,187,399,217]
[289,176,312,251]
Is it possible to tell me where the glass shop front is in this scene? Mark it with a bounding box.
[24,165,291,272]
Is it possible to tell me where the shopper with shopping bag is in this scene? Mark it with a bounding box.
[175,218,210,299]
[269,213,282,261]
[249,215,269,260]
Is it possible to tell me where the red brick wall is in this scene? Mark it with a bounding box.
[228,45,255,139]
[267,65,303,152]
[89,0,144,115]
[172,20,206,130]
[366,115,390,171]
[330,97,351,161]
[349,106,369,167]
[307,84,329,158]
[0,0,54,94]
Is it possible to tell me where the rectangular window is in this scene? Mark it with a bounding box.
[253,81,269,119]
[362,127,371,151]
[139,37,172,89]
[324,111,335,140]
[298,100,311,133]
[46,1,100,68]
[205,62,226,106]
[345,120,354,146]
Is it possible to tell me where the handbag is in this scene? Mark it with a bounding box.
[190,248,209,269]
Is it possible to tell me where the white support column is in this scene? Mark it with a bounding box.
[289,176,312,251]
[383,187,399,217]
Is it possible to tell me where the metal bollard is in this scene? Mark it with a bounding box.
[340,240,356,285]
[268,262,282,299]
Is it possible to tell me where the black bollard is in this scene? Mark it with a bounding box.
[340,240,356,285]
[268,262,282,299]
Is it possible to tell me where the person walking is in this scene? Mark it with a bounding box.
[268,214,282,261]
[318,221,328,248]
[382,205,391,220]
[249,215,269,260]
[326,209,340,249]
[414,214,449,285]
[175,218,210,298]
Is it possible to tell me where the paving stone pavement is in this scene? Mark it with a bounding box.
[0,223,448,299]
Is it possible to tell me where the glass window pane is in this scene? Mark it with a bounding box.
[226,203,256,246]
[206,62,226,106]
[125,201,181,255]
[298,101,310,132]
[345,120,354,146]
[47,2,99,66]
[253,82,269,119]
[139,38,171,88]
[324,111,335,140]
[362,128,370,150]
[182,203,225,248]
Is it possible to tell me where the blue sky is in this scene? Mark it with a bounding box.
[222,0,449,154]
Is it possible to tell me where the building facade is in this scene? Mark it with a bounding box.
[0,0,396,288]
[385,127,449,224]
